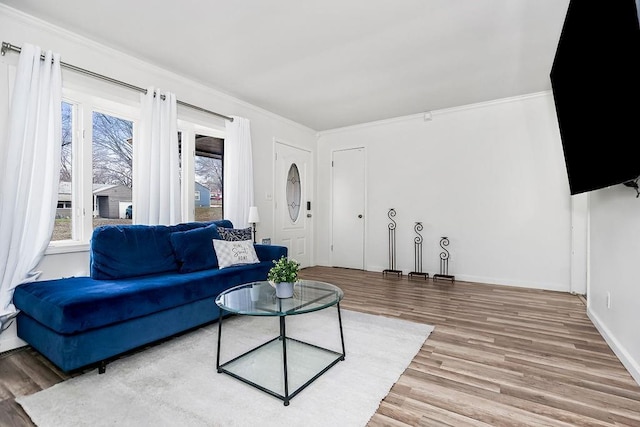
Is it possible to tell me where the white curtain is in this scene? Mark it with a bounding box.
[224,116,254,228]
[134,88,181,225]
[0,44,62,332]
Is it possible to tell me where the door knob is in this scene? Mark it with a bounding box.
[358,214,363,218]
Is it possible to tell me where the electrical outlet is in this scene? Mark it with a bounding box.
[606,292,611,309]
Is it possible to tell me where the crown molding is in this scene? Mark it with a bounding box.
[317,91,552,137]
[0,4,316,135]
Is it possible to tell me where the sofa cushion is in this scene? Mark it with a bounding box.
[170,224,221,273]
[207,219,233,229]
[91,224,178,280]
[13,261,276,335]
[213,239,260,268]
[218,227,252,241]
[90,220,234,280]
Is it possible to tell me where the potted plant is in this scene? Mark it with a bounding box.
[268,256,300,298]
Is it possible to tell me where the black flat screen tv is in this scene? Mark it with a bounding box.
[550,0,640,195]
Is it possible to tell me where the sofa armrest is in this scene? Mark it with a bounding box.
[254,244,287,263]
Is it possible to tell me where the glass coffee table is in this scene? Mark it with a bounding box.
[215,280,345,406]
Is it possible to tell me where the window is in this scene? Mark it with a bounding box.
[92,111,133,229]
[52,101,74,241]
[50,88,224,251]
[194,134,223,222]
[176,130,224,222]
[50,90,139,248]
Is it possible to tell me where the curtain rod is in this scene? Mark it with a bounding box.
[1,41,233,122]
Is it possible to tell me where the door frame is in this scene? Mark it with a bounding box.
[571,192,589,297]
[273,138,314,267]
[330,147,367,269]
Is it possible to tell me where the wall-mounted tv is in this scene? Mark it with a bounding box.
[551,0,640,195]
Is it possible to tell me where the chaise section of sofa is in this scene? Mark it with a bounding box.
[13,220,287,373]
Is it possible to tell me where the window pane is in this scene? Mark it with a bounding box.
[92,111,133,229]
[287,163,301,222]
[53,101,73,241]
[194,155,222,221]
[194,134,223,222]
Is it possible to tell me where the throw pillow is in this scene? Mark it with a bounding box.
[169,224,221,273]
[213,239,260,269]
[218,227,252,241]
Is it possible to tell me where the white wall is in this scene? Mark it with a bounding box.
[0,5,316,351]
[589,186,640,384]
[316,93,572,291]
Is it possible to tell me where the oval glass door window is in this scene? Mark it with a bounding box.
[286,163,301,222]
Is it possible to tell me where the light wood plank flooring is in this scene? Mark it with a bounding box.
[1,266,640,426]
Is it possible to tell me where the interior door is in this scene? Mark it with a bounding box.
[331,148,365,269]
[275,142,312,267]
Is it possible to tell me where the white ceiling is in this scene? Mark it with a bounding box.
[1,0,570,131]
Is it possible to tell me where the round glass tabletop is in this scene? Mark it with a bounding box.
[215,280,344,316]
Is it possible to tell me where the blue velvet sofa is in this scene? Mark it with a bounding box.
[13,220,287,373]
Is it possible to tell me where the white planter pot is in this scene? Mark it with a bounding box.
[250,285,260,302]
[275,282,294,298]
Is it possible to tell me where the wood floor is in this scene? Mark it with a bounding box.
[2,266,640,426]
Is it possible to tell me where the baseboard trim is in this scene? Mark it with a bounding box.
[0,335,27,353]
[587,308,640,386]
[450,273,568,292]
[365,265,569,291]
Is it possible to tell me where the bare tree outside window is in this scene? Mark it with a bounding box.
[195,156,222,195]
[92,112,133,188]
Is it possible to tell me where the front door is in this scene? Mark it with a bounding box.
[275,142,312,267]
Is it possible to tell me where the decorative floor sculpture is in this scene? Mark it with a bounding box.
[382,208,402,277]
[408,222,429,280]
[433,236,455,283]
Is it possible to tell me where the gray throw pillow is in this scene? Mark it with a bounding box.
[213,239,259,268]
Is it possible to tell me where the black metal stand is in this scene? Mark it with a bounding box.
[216,304,346,406]
[433,236,455,283]
[383,208,402,276]
[409,222,429,280]
[251,222,257,243]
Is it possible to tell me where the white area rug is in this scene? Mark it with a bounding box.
[17,309,433,427]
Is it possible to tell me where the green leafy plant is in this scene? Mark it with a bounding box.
[267,256,300,283]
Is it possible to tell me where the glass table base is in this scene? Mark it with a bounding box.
[218,336,344,405]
